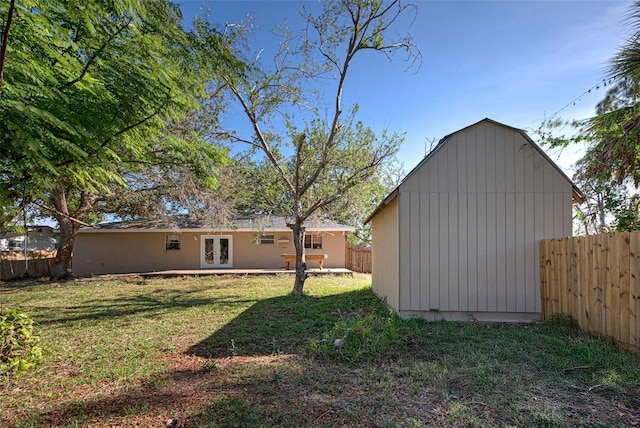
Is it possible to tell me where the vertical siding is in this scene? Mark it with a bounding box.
[397,120,573,317]
[371,197,400,311]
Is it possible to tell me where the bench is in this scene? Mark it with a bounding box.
[281,253,327,270]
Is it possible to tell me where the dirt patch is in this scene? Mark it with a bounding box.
[3,347,640,427]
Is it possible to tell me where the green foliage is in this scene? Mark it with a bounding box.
[1,0,238,277]
[0,0,234,225]
[0,308,43,378]
[1,0,195,195]
[307,310,401,362]
[571,167,640,234]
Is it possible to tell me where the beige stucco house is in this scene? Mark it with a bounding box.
[73,216,354,276]
[366,119,584,322]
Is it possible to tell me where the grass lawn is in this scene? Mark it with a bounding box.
[1,274,639,427]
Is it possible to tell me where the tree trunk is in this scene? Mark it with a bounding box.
[50,220,76,279]
[291,221,307,294]
[0,0,16,95]
[49,188,93,279]
[597,195,607,233]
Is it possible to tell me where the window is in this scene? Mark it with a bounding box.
[8,239,23,251]
[260,234,275,245]
[165,234,180,250]
[304,234,322,249]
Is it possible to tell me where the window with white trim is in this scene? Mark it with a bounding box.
[8,239,23,250]
[260,234,275,245]
[304,234,322,249]
[165,234,180,250]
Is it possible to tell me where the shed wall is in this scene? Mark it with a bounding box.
[73,230,348,276]
[371,197,400,310]
[397,121,572,320]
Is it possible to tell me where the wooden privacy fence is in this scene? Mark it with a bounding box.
[346,244,372,273]
[540,232,640,353]
[0,258,53,280]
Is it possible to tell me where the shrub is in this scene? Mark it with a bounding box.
[307,311,401,363]
[1,308,43,378]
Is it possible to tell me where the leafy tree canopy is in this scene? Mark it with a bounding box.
[0,0,236,277]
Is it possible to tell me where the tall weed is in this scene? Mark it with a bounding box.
[307,311,401,363]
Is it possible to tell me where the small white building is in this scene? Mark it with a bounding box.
[0,226,59,252]
[366,119,584,322]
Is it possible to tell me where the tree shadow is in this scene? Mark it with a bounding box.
[187,287,384,358]
[18,286,252,326]
[0,277,71,292]
[17,287,386,427]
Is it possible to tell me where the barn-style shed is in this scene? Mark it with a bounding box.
[366,118,584,322]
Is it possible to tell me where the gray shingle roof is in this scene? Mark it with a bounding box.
[81,215,355,233]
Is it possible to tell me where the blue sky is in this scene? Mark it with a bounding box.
[177,0,633,177]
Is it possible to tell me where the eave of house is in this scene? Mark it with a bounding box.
[77,227,356,234]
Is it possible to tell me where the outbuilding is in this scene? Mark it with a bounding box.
[366,119,584,322]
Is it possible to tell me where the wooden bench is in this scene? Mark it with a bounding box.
[281,254,327,270]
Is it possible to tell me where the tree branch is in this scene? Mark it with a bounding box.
[0,0,15,95]
[58,17,133,90]
[32,200,94,227]
[228,83,295,193]
[100,109,159,149]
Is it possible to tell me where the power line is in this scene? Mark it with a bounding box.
[548,76,619,121]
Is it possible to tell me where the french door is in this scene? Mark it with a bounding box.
[201,235,233,268]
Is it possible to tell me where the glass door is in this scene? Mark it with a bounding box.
[201,235,233,268]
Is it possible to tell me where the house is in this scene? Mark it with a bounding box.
[366,119,584,322]
[72,216,355,276]
[0,225,59,252]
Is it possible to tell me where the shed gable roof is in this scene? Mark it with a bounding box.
[365,118,585,224]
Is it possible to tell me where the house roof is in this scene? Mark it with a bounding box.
[78,215,355,234]
[365,118,586,224]
[1,225,60,236]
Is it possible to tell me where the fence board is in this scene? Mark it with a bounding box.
[574,237,585,328]
[540,232,640,354]
[620,233,631,350]
[345,244,371,273]
[0,258,52,281]
[631,233,640,351]
[540,239,549,318]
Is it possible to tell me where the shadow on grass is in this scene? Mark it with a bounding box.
[23,286,253,326]
[0,277,70,291]
[187,287,386,358]
[18,287,386,427]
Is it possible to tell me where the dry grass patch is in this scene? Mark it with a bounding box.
[0,251,56,261]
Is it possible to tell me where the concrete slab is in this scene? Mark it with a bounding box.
[139,268,354,277]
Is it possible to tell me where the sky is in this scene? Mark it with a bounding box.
[177,0,634,178]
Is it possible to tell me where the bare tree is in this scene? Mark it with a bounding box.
[200,0,420,293]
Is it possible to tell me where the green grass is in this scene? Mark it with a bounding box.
[1,274,639,427]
